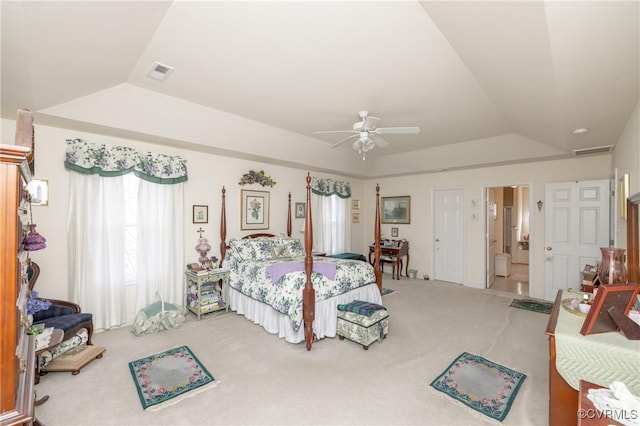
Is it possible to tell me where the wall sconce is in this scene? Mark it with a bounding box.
[537,200,543,212]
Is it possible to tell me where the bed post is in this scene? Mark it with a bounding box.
[303,173,315,351]
[220,186,227,266]
[374,184,382,291]
[287,192,292,237]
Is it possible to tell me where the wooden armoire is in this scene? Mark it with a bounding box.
[0,110,36,426]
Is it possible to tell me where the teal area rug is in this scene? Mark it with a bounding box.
[381,288,394,296]
[509,298,553,314]
[430,352,526,422]
[129,345,217,411]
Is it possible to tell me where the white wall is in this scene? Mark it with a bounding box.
[2,117,622,306]
[359,156,611,300]
[611,101,640,250]
[2,119,366,306]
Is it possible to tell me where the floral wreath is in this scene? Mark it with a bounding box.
[239,170,276,187]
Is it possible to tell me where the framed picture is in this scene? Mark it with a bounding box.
[295,202,306,219]
[352,199,360,210]
[193,205,208,224]
[619,173,629,219]
[391,227,399,238]
[381,196,410,224]
[27,179,48,206]
[241,189,270,230]
[580,285,640,335]
[352,212,360,223]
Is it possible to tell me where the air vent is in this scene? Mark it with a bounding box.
[572,145,614,156]
[146,62,174,81]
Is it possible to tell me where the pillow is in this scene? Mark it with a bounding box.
[271,243,292,259]
[247,238,273,261]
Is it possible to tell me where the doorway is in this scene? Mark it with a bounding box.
[485,185,530,296]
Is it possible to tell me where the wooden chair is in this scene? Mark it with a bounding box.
[380,240,409,280]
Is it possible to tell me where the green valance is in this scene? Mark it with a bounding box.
[311,177,351,198]
[64,138,188,184]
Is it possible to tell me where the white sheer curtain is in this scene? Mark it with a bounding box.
[66,139,187,330]
[136,179,184,312]
[68,173,128,330]
[310,178,351,255]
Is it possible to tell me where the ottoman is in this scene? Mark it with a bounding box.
[337,302,389,350]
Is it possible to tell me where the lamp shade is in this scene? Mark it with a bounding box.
[23,223,47,251]
[195,237,211,265]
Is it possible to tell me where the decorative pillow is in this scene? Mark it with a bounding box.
[247,238,273,261]
[271,243,292,259]
[281,238,305,257]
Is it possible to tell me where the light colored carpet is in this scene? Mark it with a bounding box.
[34,276,549,425]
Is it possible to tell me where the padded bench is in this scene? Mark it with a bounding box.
[337,301,389,350]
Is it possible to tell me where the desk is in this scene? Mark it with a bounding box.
[368,242,410,279]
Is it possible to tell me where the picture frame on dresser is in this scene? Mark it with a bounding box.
[580,285,640,335]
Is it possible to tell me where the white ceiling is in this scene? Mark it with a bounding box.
[2,1,638,178]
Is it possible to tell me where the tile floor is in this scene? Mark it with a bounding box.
[489,262,529,296]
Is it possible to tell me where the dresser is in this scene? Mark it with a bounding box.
[0,144,36,426]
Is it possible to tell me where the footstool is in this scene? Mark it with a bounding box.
[337,301,388,350]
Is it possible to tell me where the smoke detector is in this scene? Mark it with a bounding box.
[146,62,174,81]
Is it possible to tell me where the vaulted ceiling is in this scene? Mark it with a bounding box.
[2,1,638,177]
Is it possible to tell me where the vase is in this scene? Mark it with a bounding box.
[597,247,627,285]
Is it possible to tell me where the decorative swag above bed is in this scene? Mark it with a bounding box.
[311,177,351,198]
[64,138,188,184]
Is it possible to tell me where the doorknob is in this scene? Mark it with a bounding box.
[546,246,553,251]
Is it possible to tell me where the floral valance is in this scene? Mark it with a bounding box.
[64,138,188,184]
[311,177,351,198]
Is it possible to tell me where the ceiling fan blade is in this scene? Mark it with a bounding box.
[370,135,389,148]
[375,126,420,135]
[314,130,355,134]
[331,134,358,148]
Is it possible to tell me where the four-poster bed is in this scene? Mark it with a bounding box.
[219,174,383,350]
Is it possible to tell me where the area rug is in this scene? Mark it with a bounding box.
[509,298,553,314]
[381,288,394,296]
[128,345,217,411]
[430,352,526,422]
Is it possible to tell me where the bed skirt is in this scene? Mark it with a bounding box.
[226,283,383,344]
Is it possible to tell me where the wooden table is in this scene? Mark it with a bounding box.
[368,242,410,278]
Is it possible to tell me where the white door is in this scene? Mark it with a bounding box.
[486,188,496,287]
[544,179,610,300]
[434,189,464,283]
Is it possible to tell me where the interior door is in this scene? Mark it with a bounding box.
[544,179,610,300]
[434,189,464,284]
[486,188,496,287]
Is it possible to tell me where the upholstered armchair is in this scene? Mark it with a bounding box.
[27,262,95,379]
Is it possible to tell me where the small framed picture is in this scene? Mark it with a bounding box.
[580,285,640,335]
[391,227,399,238]
[193,205,208,224]
[352,199,360,210]
[27,179,48,206]
[352,212,360,223]
[295,202,306,219]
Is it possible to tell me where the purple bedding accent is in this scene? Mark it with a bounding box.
[266,261,337,283]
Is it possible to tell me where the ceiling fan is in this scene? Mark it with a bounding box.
[315,111,420,160]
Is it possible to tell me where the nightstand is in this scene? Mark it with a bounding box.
[184,268,230,319]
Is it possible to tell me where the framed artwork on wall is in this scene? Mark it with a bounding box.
[241,189,270,230]
[193,205,208,224]
[352,199,360,210]
[295,202,305,219]
[352,212,360,223]
[391,227,399,238]
[381,196,410,224]
[27,179,48,206]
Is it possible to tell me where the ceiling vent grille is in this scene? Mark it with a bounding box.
[146,62,174,81]
[572,145,614,156]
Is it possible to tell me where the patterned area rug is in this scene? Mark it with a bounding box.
[509,298,553,314]
[128,345,217,411]
[381,288,394,296]
[430,352,526,422]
